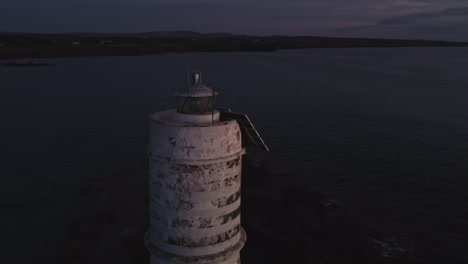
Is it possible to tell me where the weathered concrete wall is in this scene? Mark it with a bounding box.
[147,110,246,264]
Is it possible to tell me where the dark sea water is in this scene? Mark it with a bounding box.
[2,47,468,263]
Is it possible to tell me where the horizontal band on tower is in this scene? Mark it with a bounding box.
[145,227,246,261]
[150,202,241,229]
[150,189,241,211]
[149,113,232,127]
[151,214,241,241]
[167,224,241,248]
[148,149,245,165]
[151,173,241,193]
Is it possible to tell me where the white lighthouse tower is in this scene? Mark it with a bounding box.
[146,72,267,264]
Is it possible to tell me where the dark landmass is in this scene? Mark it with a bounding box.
[0,30,249,39]
[1,31,467,60]
[65,156,419,264]
[2,61,51,67]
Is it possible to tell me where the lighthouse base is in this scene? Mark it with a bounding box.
[145,228,246,264]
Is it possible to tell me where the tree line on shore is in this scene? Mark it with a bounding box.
[1,31,467,60]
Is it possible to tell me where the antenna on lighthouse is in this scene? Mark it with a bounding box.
[186,65,191,91]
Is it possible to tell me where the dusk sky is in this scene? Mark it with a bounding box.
[2,0,468,41]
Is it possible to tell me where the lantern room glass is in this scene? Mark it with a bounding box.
[177,96,213,114]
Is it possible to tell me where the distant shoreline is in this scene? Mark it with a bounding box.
[1,34,468,60]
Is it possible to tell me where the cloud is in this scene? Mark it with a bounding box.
[334,6,468,41]
[380,6,468,25]
[1,0,468,40]
[394,1,431,7]
[443,7,468,15]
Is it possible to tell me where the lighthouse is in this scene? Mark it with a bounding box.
[146,72,267,264]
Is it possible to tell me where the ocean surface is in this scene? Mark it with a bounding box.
[2,47,468,263]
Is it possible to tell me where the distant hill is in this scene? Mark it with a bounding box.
[0,30,250,38]
[1,30,468,60]
[0,31,23,35]
[130,31,249,38]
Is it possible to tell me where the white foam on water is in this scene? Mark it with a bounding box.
[371,237,414,258]
[320,199,343,207]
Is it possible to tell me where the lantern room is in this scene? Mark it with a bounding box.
[176,72,217,114]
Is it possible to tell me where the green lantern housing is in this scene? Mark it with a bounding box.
[176,72,217,114]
